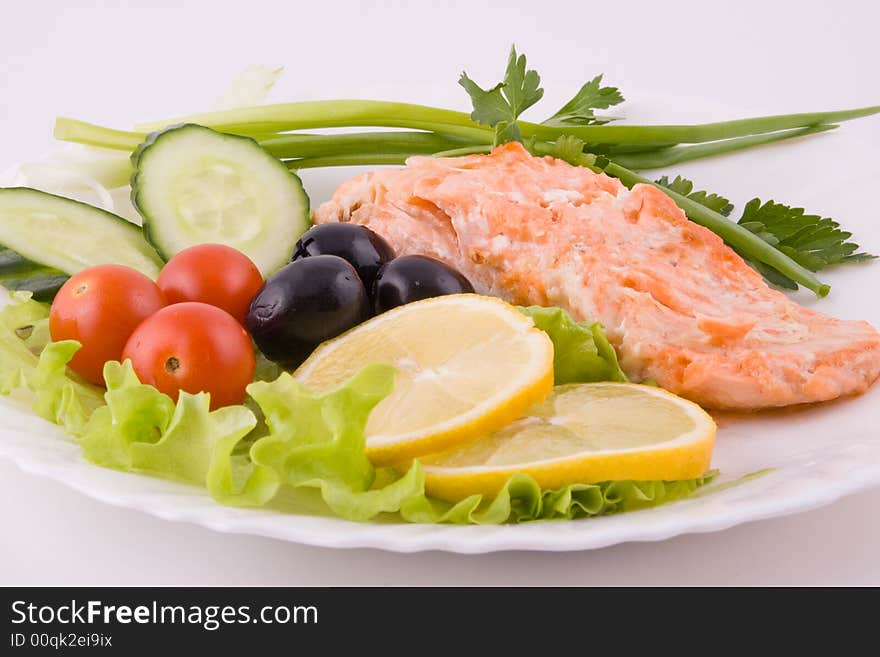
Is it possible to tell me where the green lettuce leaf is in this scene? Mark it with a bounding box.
[0,294,714,524]
[0,291,48,392]
[131,393,256,485]
[79,360,257,484]
[248,365,393,491]
[0,292,103,433]
[79,360,175,469]
[209,364,401,519]
[317,462,424,522]
[519,305,627,383]
[29,341,99,434]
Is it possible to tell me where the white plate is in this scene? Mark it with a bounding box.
[1,96,879,553]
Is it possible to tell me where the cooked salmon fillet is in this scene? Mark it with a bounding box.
[315,142,880,409]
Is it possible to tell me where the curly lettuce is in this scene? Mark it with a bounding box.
[0,294,714,524]
[209,364,404,515]
[78,360,257,485]
[400,471,716,524]
[0,292,103,432]
[519,305,627,383]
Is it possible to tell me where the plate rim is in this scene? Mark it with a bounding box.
[2,401,879,553]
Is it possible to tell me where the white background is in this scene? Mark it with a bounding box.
[1,0,878,585]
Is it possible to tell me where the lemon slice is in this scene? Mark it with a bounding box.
[421,382,716,501]
[295,294,554,466]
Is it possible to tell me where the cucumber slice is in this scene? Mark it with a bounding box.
[131,124,310,276]
[0,247,67,301]
[0,187,163,279]
[0,246,45,272]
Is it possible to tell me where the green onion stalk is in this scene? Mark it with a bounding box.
[53,100,880,295]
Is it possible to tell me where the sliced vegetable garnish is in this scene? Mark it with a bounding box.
[0,188,163,279]
[421,382,716,501]
[131,123,310,276]
[295,294,555,466]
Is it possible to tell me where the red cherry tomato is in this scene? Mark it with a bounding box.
[121,302,255,409]
[157,244,264,324]
[49,265,167,385]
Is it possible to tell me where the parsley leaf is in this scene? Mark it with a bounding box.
[736,199,876,285]
[655,175,734,216]
[459,45,544,144]
[543,75,625,127]
[548,134,587,165]
[655,175,875,289]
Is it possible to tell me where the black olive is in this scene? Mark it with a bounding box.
[246,255,370,368]
[372,255,475,314]
[291,223,395,291]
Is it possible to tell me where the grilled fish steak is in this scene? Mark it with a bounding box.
[315,143,880,409]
